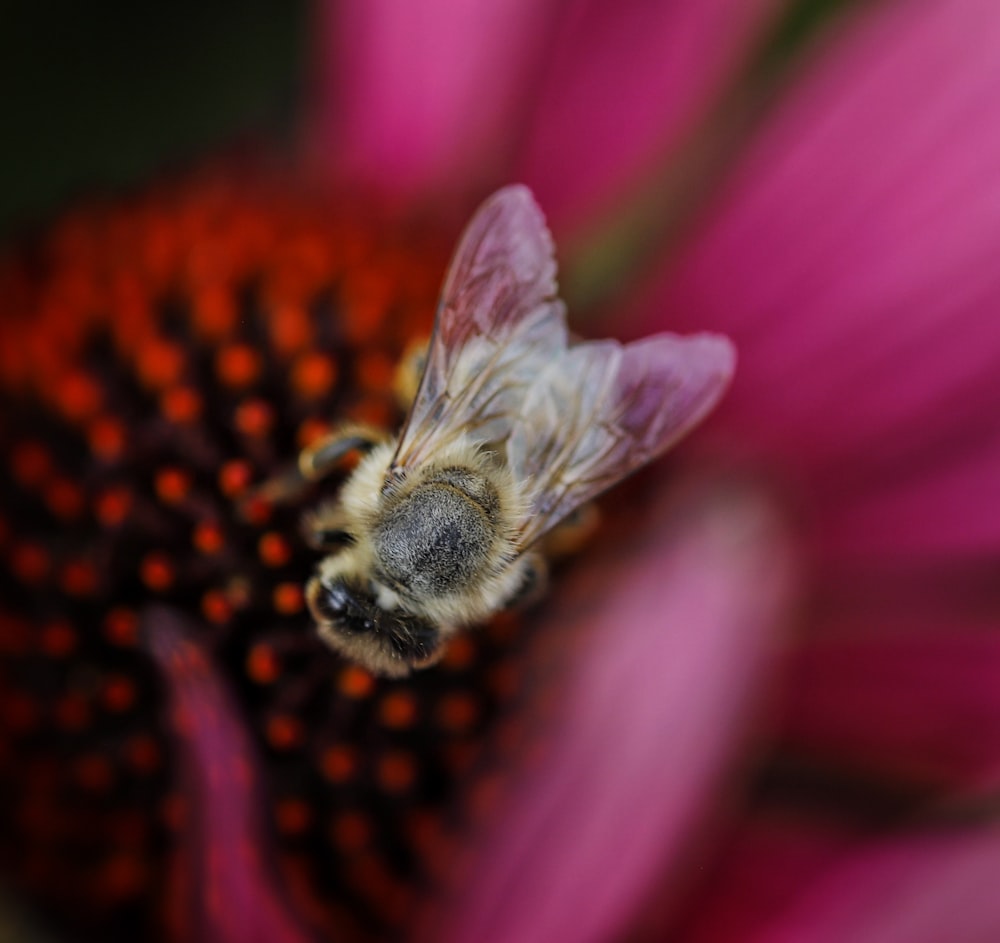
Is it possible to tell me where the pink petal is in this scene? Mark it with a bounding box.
[513,0,784,232]
[420,483,796,943]
[310,0,549,207]
[672,816,1000,942]
[145,608,314,943]
[751,827,1000,943]
[644,0,1000,491]
[312,0,782,218]
[778,626,1000,787]
[667,817,863,942]
[816,436,1000,564]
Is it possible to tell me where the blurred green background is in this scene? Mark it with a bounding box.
[0,0,307,238]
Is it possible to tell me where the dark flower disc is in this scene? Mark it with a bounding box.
[0,168,550,942]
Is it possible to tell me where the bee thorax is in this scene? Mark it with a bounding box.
[372,472,503,600]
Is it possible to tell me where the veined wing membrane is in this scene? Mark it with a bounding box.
[508,333,736,548]
[391,186,567,474]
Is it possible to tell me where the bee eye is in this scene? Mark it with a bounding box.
[309,579,352,623]
[308,577,382,637]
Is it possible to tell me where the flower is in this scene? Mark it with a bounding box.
[3,1,1000,941]
[0,171,457,942]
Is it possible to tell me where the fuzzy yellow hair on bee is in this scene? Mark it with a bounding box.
[296,185,734,677]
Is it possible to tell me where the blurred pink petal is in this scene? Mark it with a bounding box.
[513,0,782,231]
[312,0,550,206]
[817,437,1000,563]
[645,0,1000,502]
[779,628,1000,787]
[146,608,313,943]
[673,816,1000,943]
[421,485,796,943]
[314,0,781,218]
[751,826,1000,943]
[670,817,863,942]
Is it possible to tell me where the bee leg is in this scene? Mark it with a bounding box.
[410,640,447,671]
[540,503,601,558]
[504,553,549,611]
[302,501,356,552]
[298,422,390,482]
[244,423,389,508]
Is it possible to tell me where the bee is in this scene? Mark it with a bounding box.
[298,186,735,677]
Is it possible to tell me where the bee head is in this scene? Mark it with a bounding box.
[306,573,443,678]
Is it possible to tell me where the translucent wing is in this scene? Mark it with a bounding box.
[508,334,736,548]
[390,186,567,475]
